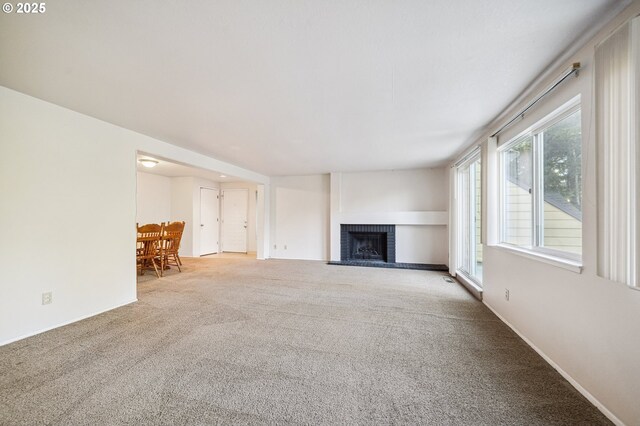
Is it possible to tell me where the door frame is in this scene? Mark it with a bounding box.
[199,186,220,256]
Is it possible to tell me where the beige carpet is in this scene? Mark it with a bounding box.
[0,258,610,425]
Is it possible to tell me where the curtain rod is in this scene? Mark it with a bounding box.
[490,62,581,138]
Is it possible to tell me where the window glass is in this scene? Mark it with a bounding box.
[541,110,582,254]
[503,136,533,247]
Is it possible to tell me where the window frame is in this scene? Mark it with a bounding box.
[498,96,582,264]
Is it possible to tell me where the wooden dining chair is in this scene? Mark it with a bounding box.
[136,223,163,278]
[159,221,185,275]
[173,221,186,266]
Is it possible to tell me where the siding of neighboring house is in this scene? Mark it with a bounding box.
[505,181,533,246]
[543,203,582,254]
[505,181,581,254]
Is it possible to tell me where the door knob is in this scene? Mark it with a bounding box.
[200,224,204,227]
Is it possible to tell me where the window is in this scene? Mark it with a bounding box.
[456,152,482,284]
[499,97,582,261]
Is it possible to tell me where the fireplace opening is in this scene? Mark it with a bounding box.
[350,233,386,261]
[341,224,395,264]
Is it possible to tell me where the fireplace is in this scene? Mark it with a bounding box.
[341,224,395,263]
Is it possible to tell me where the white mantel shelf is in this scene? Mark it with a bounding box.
[338,211,448,226]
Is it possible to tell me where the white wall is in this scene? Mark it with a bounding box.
[270,175,330,260]
[452,2,640,424]
[396,226,447,264]
[0,87,137,345]
[331,168,448,264]
[0,86,268,346]
[170,177,196,257]
[340,168,447,212]
[136,172,171,225]
[221,182,258,253]
[256,184,269,260]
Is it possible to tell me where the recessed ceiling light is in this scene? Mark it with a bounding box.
[139,159,159,168]
[220,174,227,178]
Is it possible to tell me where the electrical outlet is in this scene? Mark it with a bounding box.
[505,289,510,301]
[284,245,287,250]
[273,244,277,250]
[42,292,52,305]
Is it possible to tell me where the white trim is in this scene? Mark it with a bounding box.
[493,243,583,273]
[485,137,499,246]
[483,301,625,426]
[339,211,447,226]
[0,298,138,347]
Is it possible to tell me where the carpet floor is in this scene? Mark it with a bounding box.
[0,258,610,425]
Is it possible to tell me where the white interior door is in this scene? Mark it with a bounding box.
[222,189,248,253]
[200,187,219,255]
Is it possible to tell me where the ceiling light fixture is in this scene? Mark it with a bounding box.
[139,159,159,168]
[220,174,227,178]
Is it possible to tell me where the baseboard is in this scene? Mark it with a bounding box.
[0,298,138,347]
[483,301,625,426]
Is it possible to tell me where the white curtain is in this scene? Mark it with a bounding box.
[596,16,639,287]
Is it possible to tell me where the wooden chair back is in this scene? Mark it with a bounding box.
[163,221,185,254]
[136,223,163,277]
[158,221,185,274]
[138,223,163,238]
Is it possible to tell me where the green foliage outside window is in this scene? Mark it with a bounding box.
[543,110,582,213]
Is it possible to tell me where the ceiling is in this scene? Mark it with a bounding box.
[0,0,626,176]
[136,154,239,182]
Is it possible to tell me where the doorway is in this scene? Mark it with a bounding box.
[221,189,248,253]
